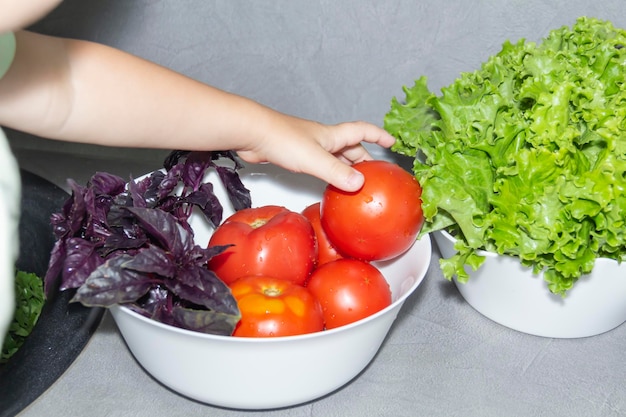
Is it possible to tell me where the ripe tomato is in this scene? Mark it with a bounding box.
[230,276,324,337]
[301,202,343,267]
[321,160,423,261]
[306,258,392,329]
[208,205,317,285]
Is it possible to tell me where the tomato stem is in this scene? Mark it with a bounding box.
[250,218,268,228]
[263,287,282,297]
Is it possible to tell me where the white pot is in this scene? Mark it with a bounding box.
[433,230,626,338]
[109,163,432,409]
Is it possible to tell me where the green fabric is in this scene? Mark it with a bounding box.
[0,32,16,80]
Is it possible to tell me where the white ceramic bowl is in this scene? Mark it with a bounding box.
[109,163,431,410]
[433,230,626,338]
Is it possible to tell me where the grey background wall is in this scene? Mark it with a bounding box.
[7,0,626,164]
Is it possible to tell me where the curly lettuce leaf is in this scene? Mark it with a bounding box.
[385,17,626,295]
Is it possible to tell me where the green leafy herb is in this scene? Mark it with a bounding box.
[1,270,45,363]
[384,17,626,296]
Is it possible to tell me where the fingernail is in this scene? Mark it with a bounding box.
[345,170,364,191]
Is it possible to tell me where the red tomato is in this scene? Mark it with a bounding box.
[321,160,423,261]
[306,258,392,329]
[208,205,317,285]
[301,202,343,266]
[230,276,324,337]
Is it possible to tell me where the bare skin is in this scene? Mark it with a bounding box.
[0,3,395,191]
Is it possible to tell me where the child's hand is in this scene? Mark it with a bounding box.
[235,116,396,192]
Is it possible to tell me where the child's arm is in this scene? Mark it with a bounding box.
[0,0,61,33]
[0,31,394,190]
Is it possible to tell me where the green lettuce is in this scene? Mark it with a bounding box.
[1,270,45,363]
[384,17,626,295]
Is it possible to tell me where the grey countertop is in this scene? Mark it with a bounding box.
[13,149,626,417]
[8,1,626,414]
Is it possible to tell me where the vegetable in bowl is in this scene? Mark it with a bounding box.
[384,17,626,296]
[45,151,251,336]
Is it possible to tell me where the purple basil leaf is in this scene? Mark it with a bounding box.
[143,171,167,204]
[171,306,239,336]
[44,239,66,295]
[181,151,212,190]
[132,172,154,195]
[49,149,249,334]
[106,203,136,232]
[133,286,171,318]
[130,304,180,329]
[216,165,251,211]
[185,183,223,227]
[50,212,69,239]
[65,179,88,236]
[70,254,155,307]
[82,226,110,252]
[158,168,181,200]
[81,188,103,241]
[89,172,126,196]
[121,245,177,278]
[187,244,232,265]
[80,185,118,244]
[92,195,115,229]
[125,206,194,255]
[110,192,133,213]
[164,265,239,316]
[163,150,190,171]
[185,182,214,206]
[103,231,148,255]
[155,195,178,215]
[60,237,105,291]
[127,176,148,209]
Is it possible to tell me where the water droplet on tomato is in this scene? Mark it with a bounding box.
[264,229,282,241]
